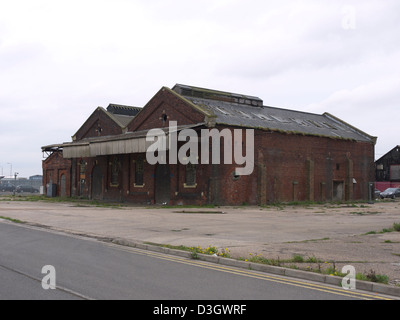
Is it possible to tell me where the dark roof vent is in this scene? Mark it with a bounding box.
[107,104,142,116]
[173,84,263,107]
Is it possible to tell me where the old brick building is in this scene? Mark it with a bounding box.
[42,84,376,205]
[375,146,400,191]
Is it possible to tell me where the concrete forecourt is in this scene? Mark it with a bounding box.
[0,197,399,298]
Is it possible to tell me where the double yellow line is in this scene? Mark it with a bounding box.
[108,244,393,300]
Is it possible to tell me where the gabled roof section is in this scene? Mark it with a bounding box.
[72,106,136,141]
[173,84,376,143]
[106,104,141,127]
[127,86,214,132]
[375,145,400,163]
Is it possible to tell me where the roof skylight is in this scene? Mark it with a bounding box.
[253,113,273,120]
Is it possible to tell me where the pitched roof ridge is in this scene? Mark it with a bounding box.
[172,83,263,107]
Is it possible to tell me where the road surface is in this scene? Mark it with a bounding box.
[0,220,394,302]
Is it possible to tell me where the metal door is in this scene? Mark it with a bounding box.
[155,164,170,204]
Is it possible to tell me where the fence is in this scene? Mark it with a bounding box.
[0,178,42,190]
[375,181,400,192]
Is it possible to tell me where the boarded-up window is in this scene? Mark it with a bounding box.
[135,158,144,186]
[390,165,400,180]
[80,160,86,176]
[60,174,66,197]
[111,157,120,186]
[185,163,196,186]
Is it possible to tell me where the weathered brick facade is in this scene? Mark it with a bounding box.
[128,87,209,132]
[42,151,72,197]
[42,84,376,205]
[73,107,129,141]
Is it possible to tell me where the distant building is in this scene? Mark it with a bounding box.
[42,84,377,204]
[29,175,43,181]
[375,146,400,190]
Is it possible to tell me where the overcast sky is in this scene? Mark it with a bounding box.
[0,0,399,178]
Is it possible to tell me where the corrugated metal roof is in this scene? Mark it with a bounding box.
[173,84,375,143]
[42,84,377,159]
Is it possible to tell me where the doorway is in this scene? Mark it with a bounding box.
[155,164,171,204]
[60,174,66,197]
[91,166,103,200]
[333,181,344,201]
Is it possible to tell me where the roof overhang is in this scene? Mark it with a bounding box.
[44,123,206,159]
[62,137,150,158]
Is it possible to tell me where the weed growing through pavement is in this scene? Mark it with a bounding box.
[143,242,231,259]
[189,246,231,258]
[240,252,390,284]
[0,216,24,224]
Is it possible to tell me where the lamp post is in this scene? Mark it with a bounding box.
[13,172,19,196]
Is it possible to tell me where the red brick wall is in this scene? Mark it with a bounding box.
[42,152,72,197]
[74,108,123,141]
[255,130,375,204]
[66,127,375,205]
[128,88,207,132]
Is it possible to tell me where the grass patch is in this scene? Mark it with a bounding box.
[173,210,225,214]
[143,242,230,258]
[0,216,24,224]
[292,254,305,263]
[363,222,400,235]
[240,253,324,266]
[150,204,216,209]
[260,200,374,211]
[349,211,380,215]
[356,270,389,284]
[142,243,392,285]
[285,238,330,244]
[0,195,126,209]
[240,252,390,284]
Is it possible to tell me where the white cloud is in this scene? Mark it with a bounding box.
[306,75,400,159]
[0,0,399,176]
